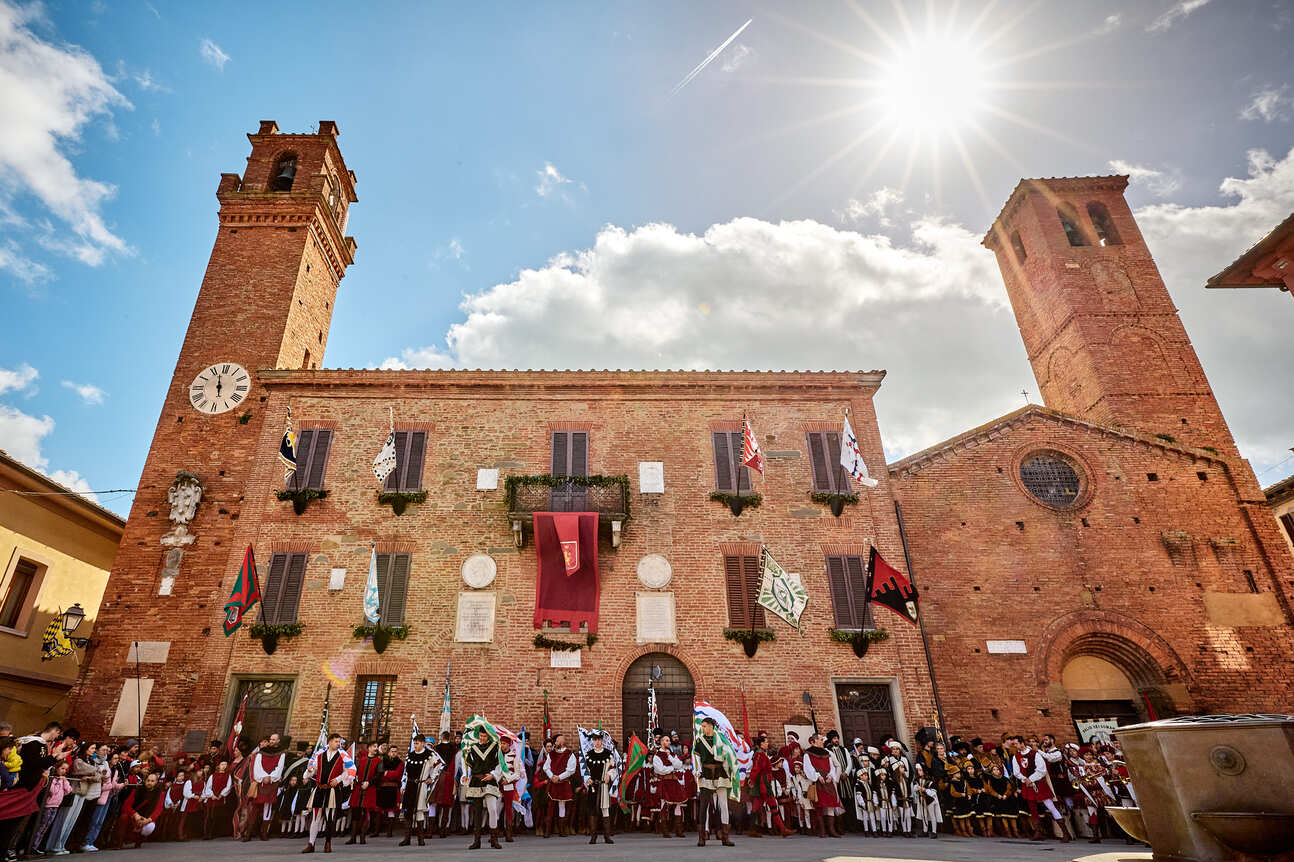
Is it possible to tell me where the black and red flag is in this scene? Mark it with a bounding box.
[867,546,920,626]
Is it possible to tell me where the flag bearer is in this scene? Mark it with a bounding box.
[462,727,503,850]
[582,734,616,844]
[692,717,735,847]
[301,733,355,854]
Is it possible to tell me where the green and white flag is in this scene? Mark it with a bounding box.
[758,548,808,631]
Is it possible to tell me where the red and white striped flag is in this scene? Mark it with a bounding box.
[742,417,765,476]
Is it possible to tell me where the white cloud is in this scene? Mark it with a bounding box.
[199,37,229,70]
[0,363,38,395]
[382,148,1294,477]
[1147,0,1211,32]
[1240,86,1293,123]
[132,69,170,93]
[838,187,904,227]
[61,380,105,405]
[535,162,574,198]
[0,403,54,467]
[151,117,160,136]
[1109,159,1181,197]
[1097,13,1122,33]
[0,240,52,285]
[0,1,132,270]
[720,42,752,73]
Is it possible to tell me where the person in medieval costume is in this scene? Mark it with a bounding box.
[241,738,284,841]
[275,774,300,837]
[344,741,380,845]
[911,761,942,839]
[179,767,206,841]
[802,734,842,838]
[983,762,1018,837]
[399,735,443,847]
[498,738,523,843]
[876,765,899,836]
[462,726,504,850]
[1010,736,1073,843]
[201,758,234,840]
[301,733,355,854]
[853,748,879,836]
[374,747,402,837]
[746,734,792,838]
[118,771,165,849]
[529,739,551,837]
[1039,734,1077,832]
[1074,748,1115,844]
[823,731,854,830]
[582,733,616,845]
[692,717,736,847]
[161,767,187,841]
[649,734,685,839]
[431,731,458,838]
[543,733,577,838]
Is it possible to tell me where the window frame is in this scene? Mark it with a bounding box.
[260,552,308,625]
[722,552,766,629]
[806,430,851,494]
[825,554,876,631]
[0,552,50,635]
[1086,202,1122,246]
[269,152,298,192]
[350,675,396,744]
[382,430,427,494]
[712,430,753,494]
[372,552,412,625]
[1057,206,1088,247]
[287,428,333,492]
[549,430,589,511]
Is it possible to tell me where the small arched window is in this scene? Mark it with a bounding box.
[1010,230,1027,263]
[1087,202,1122,246]
[269,154,297,192]
[1058,206,1087,247]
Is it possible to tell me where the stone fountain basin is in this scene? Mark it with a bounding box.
[1190,811,1294,857]
[1107,806,1151,845]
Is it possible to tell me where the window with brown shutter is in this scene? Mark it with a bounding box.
[287,429,333,492]
[373,552,411,625]
[0,558,39,630]
[382,431,427,493]
[550,430,589,511]
[261,552,308,624]
[806,431,850,493]
[1281,513,1294,545]
[825,554,875,630]
[712,431,752,493]
[723,552,766,629]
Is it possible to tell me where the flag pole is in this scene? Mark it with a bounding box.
[893,499,947,743]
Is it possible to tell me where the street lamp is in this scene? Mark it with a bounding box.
[61,603,90,648]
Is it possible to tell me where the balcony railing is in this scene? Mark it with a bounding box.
[505,474,630,549]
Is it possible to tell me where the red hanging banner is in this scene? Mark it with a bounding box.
[534,512,600,633]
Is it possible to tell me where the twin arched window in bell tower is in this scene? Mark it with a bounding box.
[269,152,298,192]
[1055,201,1124,248]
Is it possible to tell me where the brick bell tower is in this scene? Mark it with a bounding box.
[983,175,1239,455]
[70,122,357,745]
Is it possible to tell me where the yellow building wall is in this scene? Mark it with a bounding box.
[0,487,120,733]
[1273,495,1294,557]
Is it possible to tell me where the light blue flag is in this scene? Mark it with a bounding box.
[364,544,381,623]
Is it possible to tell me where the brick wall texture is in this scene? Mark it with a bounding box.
[66,128,1294,753]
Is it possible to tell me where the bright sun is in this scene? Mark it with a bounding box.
[877,34,989,136]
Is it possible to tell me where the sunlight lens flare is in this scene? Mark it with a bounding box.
[877,34,989,136]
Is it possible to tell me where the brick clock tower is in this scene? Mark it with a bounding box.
[984,176,1238,456]
[70,122,357,747]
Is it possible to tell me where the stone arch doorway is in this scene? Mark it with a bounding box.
[1060,632,1178,738]
[622,652,695,749]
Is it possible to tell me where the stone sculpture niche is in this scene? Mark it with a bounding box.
[158,471,203,595]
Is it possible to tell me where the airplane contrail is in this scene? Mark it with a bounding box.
[669,18,753,97]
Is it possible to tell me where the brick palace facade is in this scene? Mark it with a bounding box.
[67,122,1294,753]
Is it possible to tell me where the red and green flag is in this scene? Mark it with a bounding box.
[223,545,261,636]
[618,734,648,813]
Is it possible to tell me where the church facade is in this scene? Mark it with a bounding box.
[67,123,1294,754]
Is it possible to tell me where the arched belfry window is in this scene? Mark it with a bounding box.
[1010,230,1027,263]
[1058,206,1087,247]
[1087,202,1122,246]
[269,154,297,192]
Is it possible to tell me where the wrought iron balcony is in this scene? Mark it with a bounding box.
[505,474,630,549]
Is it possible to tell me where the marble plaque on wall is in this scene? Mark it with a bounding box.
[986,639,1027,654]
[638,461,664,493]
[329,568,346,590]
[549,649,581,668]
[636,591,676,643]
[477,469,500,490]
[455,592,496,643]
[126,642,171,664]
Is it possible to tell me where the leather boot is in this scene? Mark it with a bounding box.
[720,825,735,847]
[469,824,482,850]
[399,823,412,847]
[489,828,501,850]
[1058,818,1074,843]
[1029,815,1047,841]
[590,812,600,844]
[813,813,825,837]
[604,814,615,844]
[301,844,314,853]
[417,823,426,846]
[697,820,707,847]
[829,814,842,837]
[323,837,332,853]
[746,816,761,838]
[673,811,684,838]
[504,816,513,843]
[772,812,793,837]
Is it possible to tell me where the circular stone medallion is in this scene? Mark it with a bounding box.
[461,553,497,589]
[637,554,673,589]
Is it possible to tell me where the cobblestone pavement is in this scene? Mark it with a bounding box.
[97,833,1153,862]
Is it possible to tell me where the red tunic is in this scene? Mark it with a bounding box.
[748,751,777,810]
[545,749,576,802]
[205,773,231,809]
[181,781,203,813]
[433,744,458,805]
[1014,750,1055,802]
[806,751,840,810]
[348,754,374,809]
[652,752,688,805]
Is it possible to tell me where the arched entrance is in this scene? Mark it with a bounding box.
[622,653,695,749]
[1060,633,1180,738]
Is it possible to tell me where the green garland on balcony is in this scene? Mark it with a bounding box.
[722,627,776,643]
[709,491,762,516]
[377,490,427,515]
[504,474,631,517]
[809,491,859,506]
[353,623,410,641]
[276,488,328,514]
[249,622,305,640]
[533,632,598,652]
[828,628,890,645]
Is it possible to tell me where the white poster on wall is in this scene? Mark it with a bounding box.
[1075,718,1120,744]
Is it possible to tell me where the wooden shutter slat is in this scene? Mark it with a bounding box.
[808,432,831,492]
[289,430,314,492]
[723,554,747,627]
[826,431,849,493]
[304,429,332,490]
[384,553,410,624]
[402,432,426,493]
[277,553,307,623]
[262,553,288,624]
[374,553,392,621]
[845,555,870,629]
[713,432,734,493]
[731,431,751,493]
[826,555,853,628]
[384,431,408,492]
[744,554,765,628]
[570,432,588,477]
[551,432,568,475]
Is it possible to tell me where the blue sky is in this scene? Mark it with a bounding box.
[1,0,1293,515]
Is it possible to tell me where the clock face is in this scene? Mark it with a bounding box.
[189,363,250,414]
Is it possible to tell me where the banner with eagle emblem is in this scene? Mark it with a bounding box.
[757,548,808,631]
